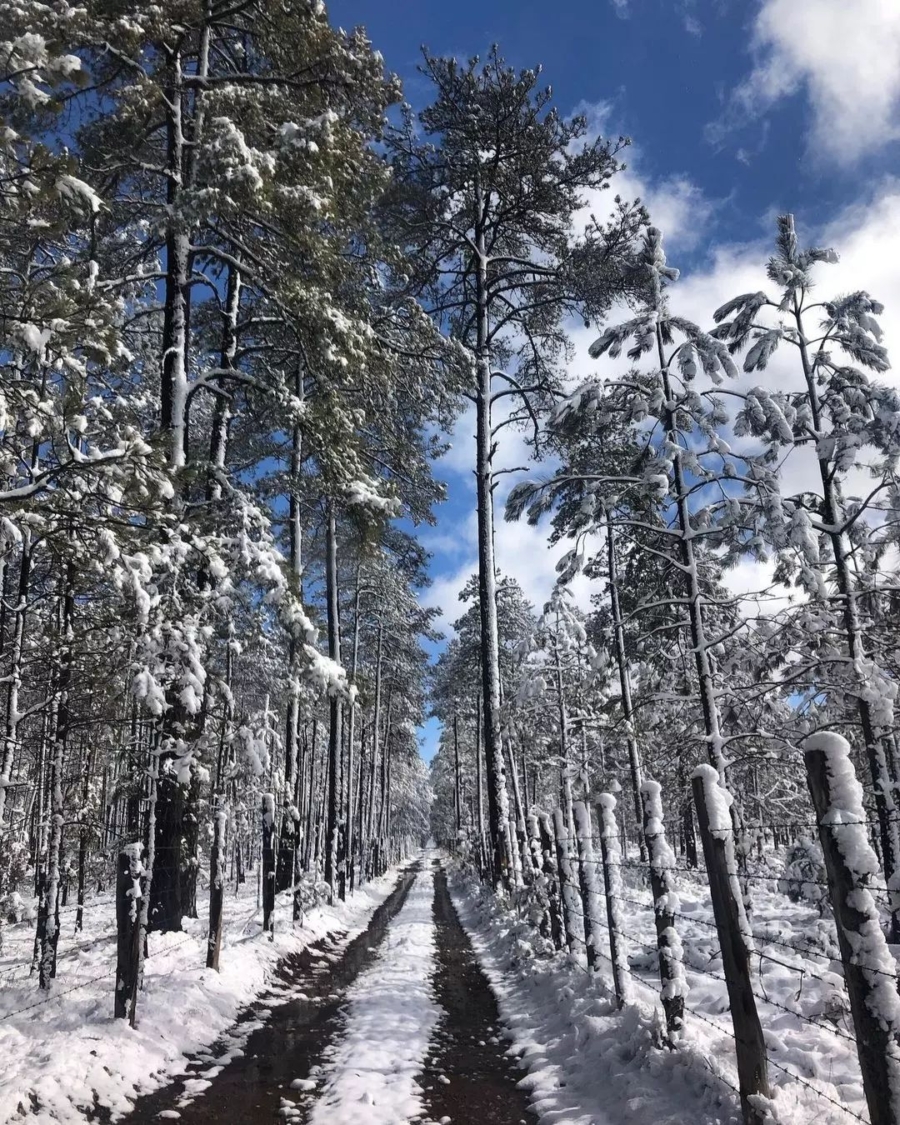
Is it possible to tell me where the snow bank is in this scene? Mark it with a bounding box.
[0,866,406,1124]
[450,860,873,1125]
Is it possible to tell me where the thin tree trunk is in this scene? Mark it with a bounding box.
[0,532,32,833]
[38,561,73,986]
[605,511,646,859]
[323,501,342,898]
[453,715,461,842]
[657,326,728,781]
[475,694,487,876]
[473,179,510,887]
[345,564,362,893]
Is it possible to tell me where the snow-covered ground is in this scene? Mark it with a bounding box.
[452,853,877,1125]
[303,857,440,1125]
[0,865,407,1125]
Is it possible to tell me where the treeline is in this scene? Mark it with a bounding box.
[429,180,900,943]
[0,0,486,986]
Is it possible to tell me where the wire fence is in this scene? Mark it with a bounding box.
[493,795,898,1125]
[0,925,206,1023]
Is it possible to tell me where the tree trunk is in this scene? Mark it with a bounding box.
[323,502,342,898]
[804,733,900,1125]
[207,807,226,969]
[475,696,486,875]
[38,564,74,988]
[345,565,362,893]
[453,715,461,843]
[606,512,646,859]
[692,767,769,1124]
[0,532,32,834]
[473,183,511,887]
[262,794,276,933]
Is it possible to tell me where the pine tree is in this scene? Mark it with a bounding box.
[388,47,642,884]
[713,215,900,931]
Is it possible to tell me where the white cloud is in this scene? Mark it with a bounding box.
[715,0,900,164]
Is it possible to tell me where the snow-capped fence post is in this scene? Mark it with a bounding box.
[596,793,631,1008]
[115,844,143,1020]
[692,766,770,1124]
[640,780,686,1040]
[262,793,276,935]
[206,806,226,970]
[537,813,564,950]
[573,801,603,974]
[803,732,900,1125]
[553,808,586,958]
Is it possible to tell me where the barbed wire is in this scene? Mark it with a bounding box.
[606,891,875,985]
[579,854,896,899]
[555,903,868,1122]
[0,923,200,1021]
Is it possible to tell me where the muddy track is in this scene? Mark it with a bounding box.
[109,862,420,1125]
[420,863,537,1125]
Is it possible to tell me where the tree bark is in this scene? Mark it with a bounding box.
[606,512,646,858]
[323,501,342,898]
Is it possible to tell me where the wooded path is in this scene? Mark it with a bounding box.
[110,857,536,1125]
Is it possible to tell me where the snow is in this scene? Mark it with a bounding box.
[450,842,887,1125]
[55,175,103,215]
[691,764,733,834]
[305,859,439,1124]
[0,865,407,1124]
[14,323,52,359]
[344,476,401,516]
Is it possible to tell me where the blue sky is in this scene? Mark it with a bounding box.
[327,0,900,762]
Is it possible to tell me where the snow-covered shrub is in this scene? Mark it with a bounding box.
[1,890,31,923]
[778,836,828,910]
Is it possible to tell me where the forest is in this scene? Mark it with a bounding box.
[1,2,899,1124]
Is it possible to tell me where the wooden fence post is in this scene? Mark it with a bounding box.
[640,780,686,1040]
[573,801,603,974]
[596,794,631,1008]
[537,813,564,951]
[692,766,770,1125]
[552,809,586,960]
[206,807,226,970]
[262,793,276,934]
[804,732,900,1125]
[115,844,142,1020]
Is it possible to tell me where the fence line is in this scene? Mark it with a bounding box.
[467,761,900,1125]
